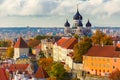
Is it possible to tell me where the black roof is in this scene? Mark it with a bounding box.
[73,9,82,20]
[64,19,70,27]
[86,20,91,27]
[77,19,83,27]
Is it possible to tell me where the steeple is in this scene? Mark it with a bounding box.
[64,18,70,27]
[86,19,92,27]
[73,5,82,20]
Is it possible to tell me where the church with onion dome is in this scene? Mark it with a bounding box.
[64,8,92,37]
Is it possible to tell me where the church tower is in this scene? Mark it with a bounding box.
[76,18,83,35]
[64,19,70,34]
[14,37,29,60]
[86,19,92,36]
[73,7,82,29]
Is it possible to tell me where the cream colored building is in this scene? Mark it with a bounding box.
[53,37,78,69]
[14,37,29,60]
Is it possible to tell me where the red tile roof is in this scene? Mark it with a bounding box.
[85,45,120,57]
[62,38,78,49]
[34,66,49,78]
[35,44,41,49]
[0,68,8,80]
[56,37,78,49]
[56,38,68,46]
[14,37,28,48]
[9,64,29,72]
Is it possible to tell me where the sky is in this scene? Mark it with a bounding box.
[0,0,120,27]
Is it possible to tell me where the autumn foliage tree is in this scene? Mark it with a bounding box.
[38,58,53,71]
[6,47,14,58]
[73,37,92,63]
[28,39,40,48]
[109,69,120,80]
[92,30,113,45]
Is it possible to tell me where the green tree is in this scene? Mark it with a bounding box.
[34,35,51,41]
[74,34,79,39]
[39,51,45,58]
[73,37,92,63]
[6,47,14,58]
[49,62,66,80]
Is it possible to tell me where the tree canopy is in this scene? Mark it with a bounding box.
[6,47,14,58]
[73,37,92,63]
[92,30,113,45]
[109,69,120,80]
[49,62,66,80]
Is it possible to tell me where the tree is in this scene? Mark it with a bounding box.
[92,30,113,45]
[73,37,92,63]
[38,58,53,71]
[109,69,120,80]
[34,35,51,41]
[0,40,11,47]
[92,30,105,45]
[74,34,79,39]
[6,47,14,58]
[28,39,40,48]
[39,51,45,58]
[49,62,66,80]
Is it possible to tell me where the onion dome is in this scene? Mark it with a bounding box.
[86,20,92,27]
[73,9,82,20]
[77,19,83,27]
[64,19,70,27]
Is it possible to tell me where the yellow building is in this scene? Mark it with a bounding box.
[83,45,120,76]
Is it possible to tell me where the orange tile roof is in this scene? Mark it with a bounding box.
[34,66,49,78]
[56,37,78,49]
[85,45,120,57]
[14,37,28,48]
[117,43,120,48]
[35,44,41,49]
[56,38,68,46]
[62,38,78,49]
[9,64,29,72]
[0,68,8,80]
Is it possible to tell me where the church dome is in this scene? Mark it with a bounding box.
[86,20,92,27]
[73,9,82,20]
[64,19,70,27]
[77,19,83,27]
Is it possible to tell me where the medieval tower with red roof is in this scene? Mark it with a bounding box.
[14,37,29,60]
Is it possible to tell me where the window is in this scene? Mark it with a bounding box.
[113,66,115,69]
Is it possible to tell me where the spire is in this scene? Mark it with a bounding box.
[73,5,82,20]
[64,18,70,27]
[86,19,92,27]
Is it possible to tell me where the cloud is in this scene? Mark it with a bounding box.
[0,0,119,19]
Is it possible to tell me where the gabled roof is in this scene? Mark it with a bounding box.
[56,38,68,46]
[84,45,120,57]
[14,37,28,48]
[34,66,49,78]
[0,68,8,80]
[56,37,78,49]
[9,64,29,72]
[62,38,78,49]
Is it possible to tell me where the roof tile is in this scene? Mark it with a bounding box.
[14,37,28,48]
